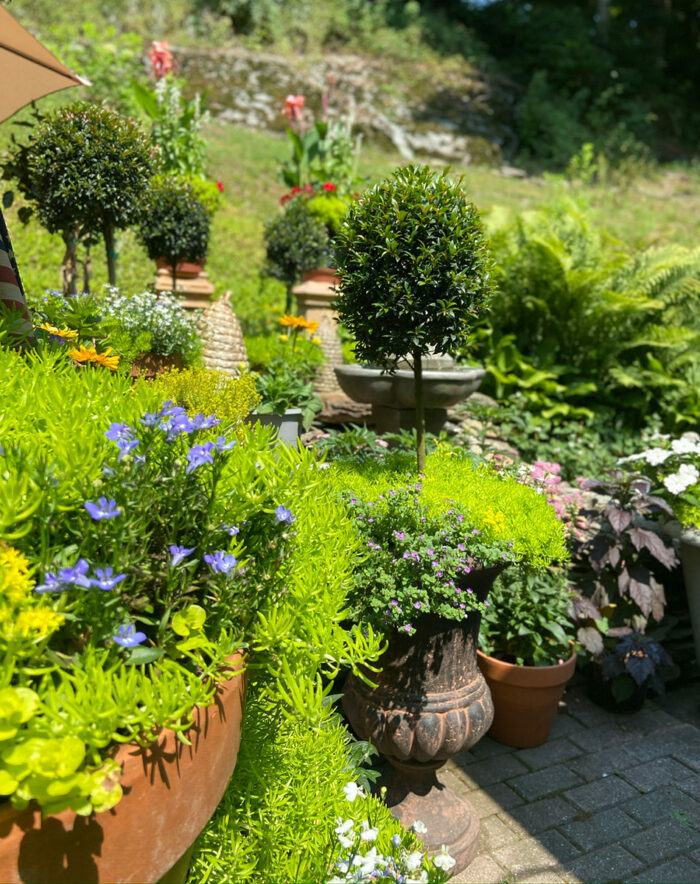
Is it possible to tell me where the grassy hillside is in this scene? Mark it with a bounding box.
[3,119,699,337]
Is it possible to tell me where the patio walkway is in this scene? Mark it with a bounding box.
[445,681,700,884]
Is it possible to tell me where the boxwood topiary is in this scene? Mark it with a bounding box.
[263,197,329,313]
[334,165,493,471]
[138,176,210,292]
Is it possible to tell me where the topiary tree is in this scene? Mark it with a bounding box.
[263,196,329,313]
[138,176,210,293]
[334,165,493,471]
[3,102,154,292]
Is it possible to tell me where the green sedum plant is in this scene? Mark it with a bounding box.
[334,165,493,470]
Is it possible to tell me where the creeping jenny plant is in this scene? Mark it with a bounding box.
[334,165,493,470]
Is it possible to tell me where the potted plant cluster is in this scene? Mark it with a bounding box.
[573,470,680,710]
[330,448,567,871]
[619,434,700,668]
[3,102,154,293]
[251,314,324,443]
[477,566,578,747]
[333,165,493,471]
[0,338,333,883]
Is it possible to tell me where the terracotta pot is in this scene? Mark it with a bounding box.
[0,656,246,884]
[301,266,340,286]
[477,649,576,748]
[130,352,183,379]
[155,258,206,279]
[343,565,503,874]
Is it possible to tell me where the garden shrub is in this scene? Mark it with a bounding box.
[474,198,700,430]
[156,367,260,431]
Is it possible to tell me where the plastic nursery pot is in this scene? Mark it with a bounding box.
[248,408,302,447]
[582,659,647,714]
[476,649,577,748]
[0,654,246,884]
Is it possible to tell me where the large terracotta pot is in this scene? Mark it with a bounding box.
[477,650,576,748]
[155,257,206,279]
[0,656,246,884]
[130,352,183,379]
[342,565,502,874]
[301,266,339,286]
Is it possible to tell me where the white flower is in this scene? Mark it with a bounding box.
[642,447,673,466]
[412,820,427,834]
[664,463,699,495]
[406,873,429,884]
[433,847,456,871]
[343,781,365,803]
[405,851,424,872]
[672,437,700,455]
[337,833,355,849]
[335,818,354,835]
[360,821,379,842]
[352,847,379,877]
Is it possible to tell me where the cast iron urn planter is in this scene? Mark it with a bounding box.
[343,565,502,873]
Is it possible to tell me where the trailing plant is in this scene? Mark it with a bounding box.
[328,447,567,635]
[334,165,493,470]
[479,566,577,666]
[137,176,210,291]
[3,102,155,291]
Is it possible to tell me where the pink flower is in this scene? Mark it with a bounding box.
[149,41,174,78]
[282,94,305,121]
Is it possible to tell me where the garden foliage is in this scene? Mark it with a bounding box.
[475,198,700,430]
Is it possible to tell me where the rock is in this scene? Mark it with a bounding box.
[499,164,527,178]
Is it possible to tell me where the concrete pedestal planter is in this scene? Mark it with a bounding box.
[342,566,502,875]
[249,408,302,446]
[679,526,700,668]
[477,650,577,748]
[0,656,246,884]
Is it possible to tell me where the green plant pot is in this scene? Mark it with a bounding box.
[250,408,302,446]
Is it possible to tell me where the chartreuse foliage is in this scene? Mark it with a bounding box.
[329,448,567,569]
[0,345,383,819]
[155,367,261,433]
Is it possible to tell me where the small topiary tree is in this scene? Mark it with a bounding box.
[138,176,210,292]
[263,197,329,313]
[334,165,493,471]
[3,102,154,292]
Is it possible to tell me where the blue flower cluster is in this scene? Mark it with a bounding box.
[35,557,126,594]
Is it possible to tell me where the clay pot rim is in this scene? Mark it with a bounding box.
[477,648,577,688]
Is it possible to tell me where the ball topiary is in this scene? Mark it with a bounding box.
[138,176,210,291]
[263,197,329,313]
[334,164,493,470]
[3,101,155,292]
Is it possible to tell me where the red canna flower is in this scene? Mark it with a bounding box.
[216,181,225,192]
[149,41,174,79]
[322,182,337,192]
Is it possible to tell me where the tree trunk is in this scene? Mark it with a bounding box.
[61,230,79,296]
[285,283,294,315]
[82,244,92,295]
[104,223,117,288]
[413,348,426,473]
[171,254,177,294]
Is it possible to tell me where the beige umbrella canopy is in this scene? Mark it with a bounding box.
[0,5,87,123]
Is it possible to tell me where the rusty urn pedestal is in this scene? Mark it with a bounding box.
[343,566,501,874]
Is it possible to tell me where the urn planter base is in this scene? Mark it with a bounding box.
[383,761,480,871]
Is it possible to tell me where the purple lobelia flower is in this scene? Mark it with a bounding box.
[221,524,239,537]
[85,497,122,520]
[34,570,65,594]
[204,551,238,575]
[58,558,92,587]
[274,505,296,524]
[215,435,236,453]
[113,624,147,647]
[105,422,135,443]
[189,413,221,431]
[90,567,126,591]
[116,437,139,461]
[169,545,195,567]
[139,411,161,428]
[186,442,216,473]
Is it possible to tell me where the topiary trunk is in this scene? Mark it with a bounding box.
[61,230,79,296]
[413,348,426,472]
[104,222,117,288]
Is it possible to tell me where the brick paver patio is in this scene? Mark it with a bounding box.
[445,681,700,884]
